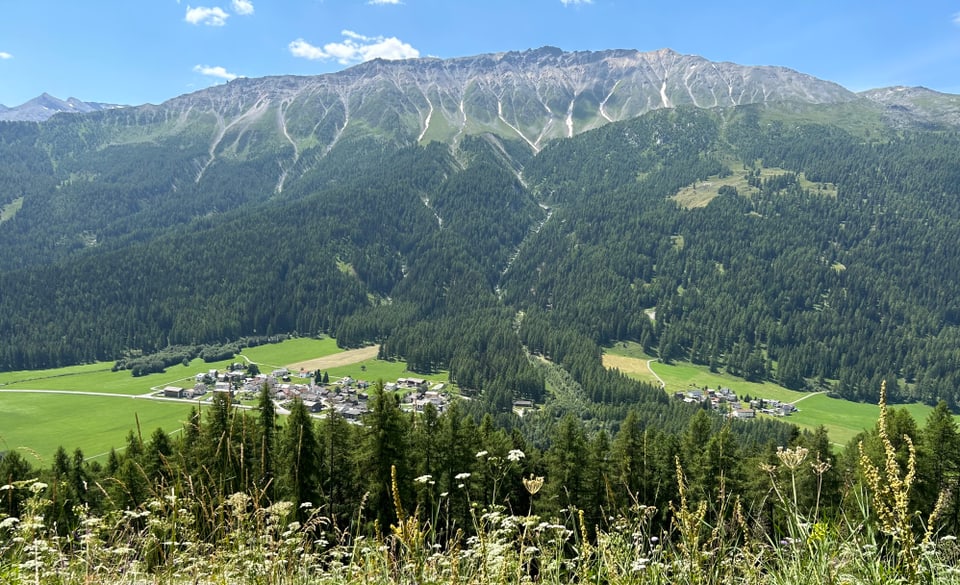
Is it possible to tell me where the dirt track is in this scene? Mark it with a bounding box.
[286,345,379,372]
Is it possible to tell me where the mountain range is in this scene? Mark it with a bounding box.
[0,92,123,122]
[2,47,960,409]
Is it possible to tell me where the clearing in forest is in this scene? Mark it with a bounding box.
[602,354,656,380]
[287,345,380,372]
[671,162,838,209]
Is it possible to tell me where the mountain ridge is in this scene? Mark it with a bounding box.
[7,47,958,142]
[148,46,859,152]
[0,92,124,122]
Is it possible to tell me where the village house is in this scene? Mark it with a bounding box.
[164,386,186,399]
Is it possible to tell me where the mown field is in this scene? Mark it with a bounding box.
[0,338,445,463]
[604,341,956,446]
[0,394,194,464]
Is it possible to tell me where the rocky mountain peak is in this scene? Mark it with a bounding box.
[0,93,124,122]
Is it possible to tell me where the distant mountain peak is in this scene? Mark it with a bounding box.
[0,93,124,122]
[860,85,960,127]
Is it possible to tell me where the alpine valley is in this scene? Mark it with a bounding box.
[3,45,960,415]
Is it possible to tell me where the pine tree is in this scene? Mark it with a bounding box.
[358,380,411,530]
[279,397,321,520]
[257,382,277,499]
[319,409,357,523]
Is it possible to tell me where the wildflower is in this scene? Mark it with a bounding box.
[414,474,433,484]
[631,558,650,571]
[29,482,48,494]
[475,450,488,459]
[454,472,471,481]
[776,446,809,471]
[0,517,19,529]
[507,449,525,462]
[523,475,544,495]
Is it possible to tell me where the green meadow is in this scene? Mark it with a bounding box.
[0,393,195,464]
[234,336,342,370]
[605,342,955,447]
[0,337,448,462]
[325,357,449,385]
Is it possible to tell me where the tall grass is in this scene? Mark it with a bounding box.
[2,384,960,584]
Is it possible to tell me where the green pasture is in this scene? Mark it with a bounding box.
[238,336,341,370]
[0,337,449,462]
[605,342,955,448]
[0,362,115,387]
[786,393,945,446]
[326,357,450,386]
[0,337,344,395]
[1,358,220,395]
[606,342,808,402]
[0,393,196,463]
[653,360,809,404]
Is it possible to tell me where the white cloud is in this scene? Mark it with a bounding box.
[0,52,12,60]
[232,0,254,15]
[560,0,593,5]
[194,64,240,81]
[185,6,229,26]
[289,30,419,65]
[954,12,960,25]
[368,0,402,4]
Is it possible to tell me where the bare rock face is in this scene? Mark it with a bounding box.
[147,47,857,154]
[859,86,960,128]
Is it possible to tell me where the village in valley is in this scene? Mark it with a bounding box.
[157,362,796,423]
[673,386,798,419]
[156,362,454,421]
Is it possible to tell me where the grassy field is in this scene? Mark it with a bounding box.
[0,337,346,395]
[0,337,441,462]
[604,341,954,447]
[237,336,342,370]
[0,393,195,463]
[325,356,449,385]
[785,393,944,446]
[671,162,837,209]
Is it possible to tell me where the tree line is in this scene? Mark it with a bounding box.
[1,381,957,552]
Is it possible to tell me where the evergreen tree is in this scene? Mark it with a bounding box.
[144,427,173,484]
[358,381,411,530]
[257,382,277,499]
[544,414,589,514]
[318,409,357,524]
[919,402,960,532]
[0,451,33,517]
[279,397,321,520]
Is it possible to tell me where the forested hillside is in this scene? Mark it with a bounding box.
[4,99,960,410]
[507,105,960,406]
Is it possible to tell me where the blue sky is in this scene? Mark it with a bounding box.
[1,0,959,107]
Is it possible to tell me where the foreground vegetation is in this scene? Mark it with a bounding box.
[2,384,959,584]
